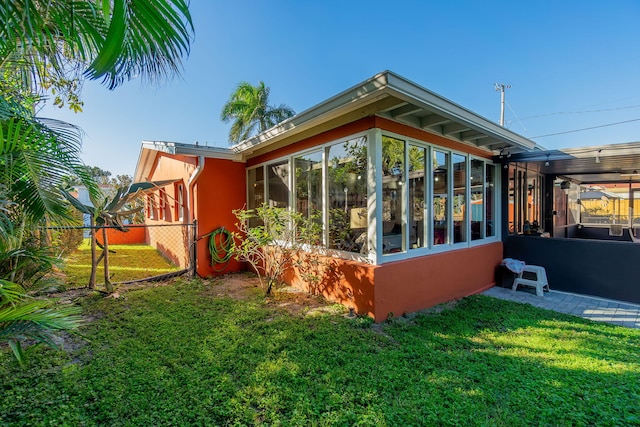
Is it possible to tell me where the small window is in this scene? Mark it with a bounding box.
[159,189,166,220]
[176,183,185,221]
[147,194,156,220]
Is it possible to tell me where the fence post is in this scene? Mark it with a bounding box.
[191,219,198,278]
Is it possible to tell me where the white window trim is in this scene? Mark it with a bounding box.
[244,129,502,266]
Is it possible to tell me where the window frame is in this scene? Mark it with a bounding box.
[245,129,501,265]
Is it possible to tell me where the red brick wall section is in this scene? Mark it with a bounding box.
[95,226,146,245]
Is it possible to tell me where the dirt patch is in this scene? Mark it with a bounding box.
[270,286,340,317]
[198,273,342,318]
[199,272,262,300]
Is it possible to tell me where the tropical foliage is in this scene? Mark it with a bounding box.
[221,81,295,144]
[233,204,321,295]
[0,279,82,365]
[0,0,194,363]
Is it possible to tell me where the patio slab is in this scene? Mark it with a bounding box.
[483,286,640,329]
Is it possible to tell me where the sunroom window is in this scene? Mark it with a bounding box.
[267,161,290,208]
[433,150,449,245]
[382,136,405,254]
[409,145,427,249]
[294,151,323,222]
[471,159,484,240]
[246,131,498,263]
[327,137,368,253]
[452,154,467,243]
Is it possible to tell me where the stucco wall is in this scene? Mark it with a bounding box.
[282,242,502,321]
[144,154,196,268]
[373,242,503,320]
[286,253,377,318]
[194,157,247,277]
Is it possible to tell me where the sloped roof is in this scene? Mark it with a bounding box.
[230,71,541,158]
[135,71,542,181]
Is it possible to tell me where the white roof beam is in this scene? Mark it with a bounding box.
[420,113,450,128]
[442,122,471,136]
[460,130,488,142]
[389,103,422,119]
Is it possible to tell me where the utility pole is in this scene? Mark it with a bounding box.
[494,83,511,126]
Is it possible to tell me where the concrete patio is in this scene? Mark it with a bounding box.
[483,286,640,329]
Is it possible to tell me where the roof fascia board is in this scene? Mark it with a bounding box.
[231,71,540,156]
[134,146,155,182]
[141,140,243,161]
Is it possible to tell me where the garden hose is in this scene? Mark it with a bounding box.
[207,227,234,272]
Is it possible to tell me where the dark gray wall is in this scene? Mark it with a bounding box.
[574,226,632,242]
[504,236,640,304]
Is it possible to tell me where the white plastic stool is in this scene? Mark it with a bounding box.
[512,265,549,297]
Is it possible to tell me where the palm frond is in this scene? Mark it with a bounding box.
[0,116,98,223]
[86,0,193,89]
[0,278,82,364]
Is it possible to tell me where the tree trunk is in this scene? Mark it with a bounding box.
[88,218,97,289]
[102,227,113,293]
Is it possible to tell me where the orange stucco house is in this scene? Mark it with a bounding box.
[133,71,541,321]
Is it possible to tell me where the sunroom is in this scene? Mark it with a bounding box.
[246,130,500,265]
[234,71,541,320]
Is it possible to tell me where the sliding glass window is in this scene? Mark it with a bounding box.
[294,151,323,222]
[452,154,467,243]
[382,136,405,254]
[327,137,368,253]
[470,159,484,240]
[409,145,427,249]
[485,164,495,237]
[433,150,448,245]
[267,161,289,208]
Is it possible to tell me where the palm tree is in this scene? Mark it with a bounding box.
[221,81,295,144]
[63,186,144,292]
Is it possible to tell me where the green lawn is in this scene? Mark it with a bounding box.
[1,278,639,426]
[63,239,181,288]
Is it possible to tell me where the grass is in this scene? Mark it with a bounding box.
[1,277,639,426]
[63,239,181,288]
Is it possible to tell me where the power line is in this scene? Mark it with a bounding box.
[531,118,640,138]
[505,100,527,133]
[509,104,640,123]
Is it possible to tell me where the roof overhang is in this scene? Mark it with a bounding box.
[231,70,542,159]
[134,141,243,182]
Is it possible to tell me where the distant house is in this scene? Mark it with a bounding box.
[133,71,640,320]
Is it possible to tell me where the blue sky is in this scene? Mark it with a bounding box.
[41,0,640,177]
